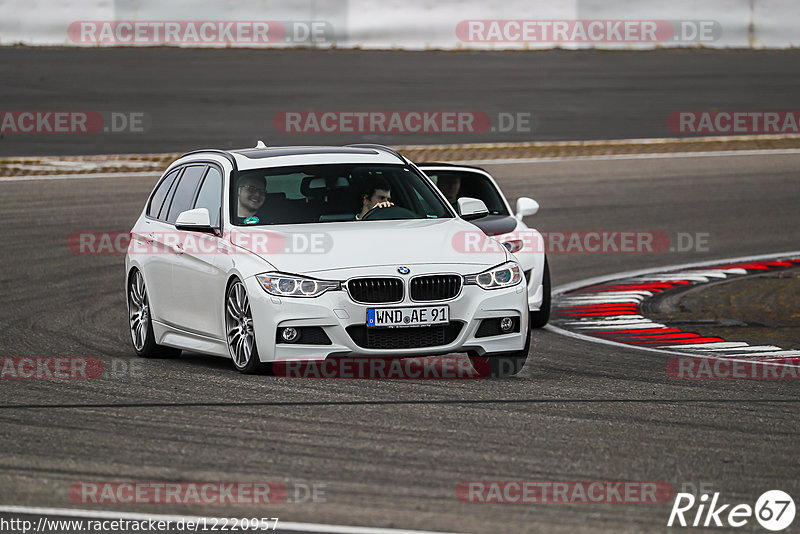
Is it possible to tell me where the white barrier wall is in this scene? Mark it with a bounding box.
[1,0,798,48]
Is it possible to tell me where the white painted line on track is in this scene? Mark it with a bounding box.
[456,148,800,165]
[715,351,800,359]
[545,251,800,368]
[401,133,800,150]
[0,505,463,534]
[0,172,159,182]
[669,342,753,350]
[577,323,669,330]
[4,146,800,181]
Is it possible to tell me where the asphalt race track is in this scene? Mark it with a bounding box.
[2,48,800,155]
[1,150,799,533]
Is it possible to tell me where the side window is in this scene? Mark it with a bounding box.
[166,165,206,224]
[412,187,435,214]
[194,166,223,228]
[147,168,181,219]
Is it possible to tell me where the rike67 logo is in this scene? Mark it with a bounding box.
[668,490,795,531]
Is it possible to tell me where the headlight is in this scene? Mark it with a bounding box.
[256,273,340,298]
[464,262,522,290]
[502,240,524,253]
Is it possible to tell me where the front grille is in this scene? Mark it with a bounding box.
[347,278,403,303]
[347,323,464,349]
[410,274,462,301]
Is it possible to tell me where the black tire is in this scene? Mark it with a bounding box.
[469,316,532,378]
[530,257,551,329]
[225,279,270,374]
[127,269,181,359]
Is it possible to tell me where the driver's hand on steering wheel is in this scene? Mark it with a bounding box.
[372,201,394,210]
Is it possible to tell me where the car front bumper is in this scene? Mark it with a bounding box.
[244,275,529,363]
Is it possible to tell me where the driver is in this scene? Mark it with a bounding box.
[436,174,461,204]
[235,174,267,224]
[356,177,394,220]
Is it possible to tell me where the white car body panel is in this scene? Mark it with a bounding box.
[229,218,513,274]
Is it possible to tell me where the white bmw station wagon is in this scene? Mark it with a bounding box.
[125,144,530,376]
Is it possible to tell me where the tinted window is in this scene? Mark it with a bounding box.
[266,173,306,199]
[426,170,510,215]
[147,168,181,219]
[194,166,223,227]
[166,165,206,224]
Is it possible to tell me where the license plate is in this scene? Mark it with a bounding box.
[367,306,449,328]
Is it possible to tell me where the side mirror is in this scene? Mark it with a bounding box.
[457,197,489,221]
[175,208,215,233]
[515,197,539,220]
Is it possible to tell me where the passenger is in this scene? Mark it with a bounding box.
[356,177,394,220]
[235,174,267,224]
[436,174,462,203]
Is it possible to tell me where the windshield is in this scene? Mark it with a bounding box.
[230,163,454,225]
[424,169,510,216]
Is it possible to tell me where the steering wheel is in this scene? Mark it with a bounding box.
[360,205,418,221]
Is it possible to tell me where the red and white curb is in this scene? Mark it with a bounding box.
[547,252,800,363]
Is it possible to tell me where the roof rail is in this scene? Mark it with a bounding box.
[346,144,407,163]
[416,162,486,171]
[179,149,238,171]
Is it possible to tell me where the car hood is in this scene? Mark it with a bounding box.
[227,218,510,275]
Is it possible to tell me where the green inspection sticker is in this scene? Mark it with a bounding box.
[243,216,259,225]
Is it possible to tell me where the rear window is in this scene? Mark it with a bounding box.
[147,168,181,220]
[166,165,206,224]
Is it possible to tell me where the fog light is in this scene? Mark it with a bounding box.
[281,327,299,342]
[499,317,514,332]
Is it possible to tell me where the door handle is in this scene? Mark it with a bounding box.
[132,232,154,246]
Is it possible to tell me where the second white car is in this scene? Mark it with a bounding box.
[419,163,551,328]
